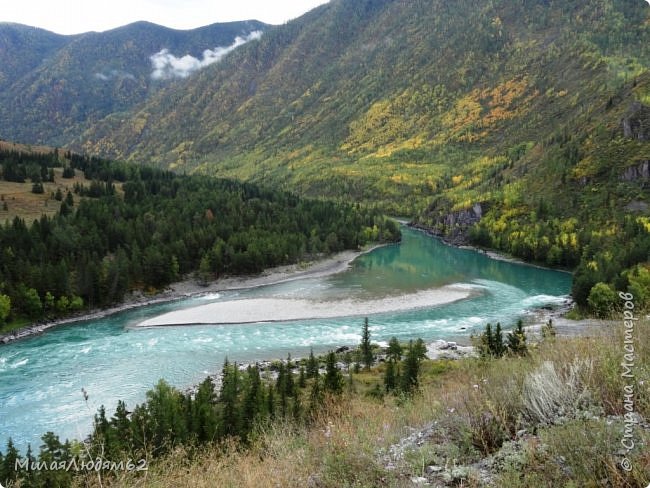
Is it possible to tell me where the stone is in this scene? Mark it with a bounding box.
[410,476,428,485]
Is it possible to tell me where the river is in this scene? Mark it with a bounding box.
[0,227,571,450]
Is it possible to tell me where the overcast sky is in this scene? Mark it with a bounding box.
[3,0,330,35]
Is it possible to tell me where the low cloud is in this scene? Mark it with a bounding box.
[94,70,136,81]
[150,31,262,80]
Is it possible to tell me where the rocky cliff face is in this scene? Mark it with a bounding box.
[622,101,650,141]
[620,160,650,182]
[619,102,650,183]
[413,203,487,246]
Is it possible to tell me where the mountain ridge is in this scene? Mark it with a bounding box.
[0,19,269,145]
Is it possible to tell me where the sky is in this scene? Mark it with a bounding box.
[2,0,330,35]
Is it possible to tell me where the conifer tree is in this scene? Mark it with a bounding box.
[306,347,319,379]
[285,354,295,398]
[111,400,131,454]
[324,351,344,394]
[477,323,493,358]
[266,384,276,420]
[387,336,402,362]
[298,366,307,388]
[242,365,263,438]
[2,438,21,484]
[384,358,398,392]
[507,319,528,356]
[360,317,374,370]
[218,360,240,439]
[494,322,505,357]
[276,362,289,417]
[401,340,423,394]
[193,377,218,443]
[308,378,324,420]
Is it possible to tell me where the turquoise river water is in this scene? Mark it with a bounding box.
[0,227,571,450]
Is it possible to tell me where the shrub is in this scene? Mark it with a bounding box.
[587,282,618,317]
[522,359,594,426]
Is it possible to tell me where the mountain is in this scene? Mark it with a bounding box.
[0,20,268,146]
[3,0,650,312]
[75,0,648,205]
[0,23,74,92]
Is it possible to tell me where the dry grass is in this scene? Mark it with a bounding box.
[0,168,87,223]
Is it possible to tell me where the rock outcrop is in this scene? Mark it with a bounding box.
[414,202,487,246]
[621,101,650,141]
[620,160,650,182]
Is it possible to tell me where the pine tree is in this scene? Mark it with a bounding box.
[494,322,505,357]
[401,340,423,394]
[218,360,240,439]
[324,351,344,394]
[308,378,324,420]
[507,319,528,356]
[384,358,398,392]
[193,377,218,443]
[38,432,73,487]
[111,400,131,455]
[298,366,307,388]
[306,347,319,379]
[360,317,374,370]
[285,354,295,398]
[266,384,275,420]
[477,323,493,358]
[23,444,35,486]
[276,362,289,417]
[242,365,263,439]
[2,437,21,484]
[387,336,402,362]
[291,395,302,421]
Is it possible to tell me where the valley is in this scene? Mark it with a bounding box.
[0,0,648,486]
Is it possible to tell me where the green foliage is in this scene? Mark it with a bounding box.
[3,0,648,316]
[324,351,344,395]
[400,339,427,394]
[477,321,527,358]
[383,358,398,393]
[306,348,320,379]
[387,336,402,362]
[587,282,619,317]
[0,294,10,325]
[506,319,528,356]
[359,317,374,370]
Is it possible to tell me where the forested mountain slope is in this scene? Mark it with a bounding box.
[0,20,268,145]
[75,1,647,205]
[76,0,650,312]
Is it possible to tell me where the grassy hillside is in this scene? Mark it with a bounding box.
[0,20,268,146]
